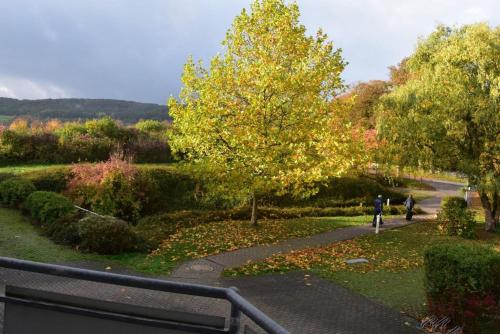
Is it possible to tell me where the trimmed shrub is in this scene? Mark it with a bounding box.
[0,130,60,164]
[43,212,82,245]
[23,167,71,192]
[77,215,137,254]
[437,196,476,239]
[0,173,15,183]
[0,178,36,207]
[424,243,500,332]
[25,191,76,225]
[136,167,198,214]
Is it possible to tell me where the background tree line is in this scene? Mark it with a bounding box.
[0,97,170,124]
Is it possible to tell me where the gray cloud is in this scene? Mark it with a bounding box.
[0,0,499,104]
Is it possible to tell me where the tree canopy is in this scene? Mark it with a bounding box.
[343,80,390,129]
[377,23,500,231]
[168,0,364,224]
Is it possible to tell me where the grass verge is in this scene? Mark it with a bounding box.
[0,163,178,175]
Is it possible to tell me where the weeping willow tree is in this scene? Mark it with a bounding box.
[378,23,500,231]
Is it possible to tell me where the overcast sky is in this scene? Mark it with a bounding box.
[1,0,499,104]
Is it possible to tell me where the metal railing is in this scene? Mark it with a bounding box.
[0,256,289,334]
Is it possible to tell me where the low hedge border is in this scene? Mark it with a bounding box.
[424,243,500,332]
[0,178,36,208]
[25,191,76,226]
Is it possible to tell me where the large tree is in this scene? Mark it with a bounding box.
[168,0,363,225]
[344,80,390,129]
[378,24,500,231]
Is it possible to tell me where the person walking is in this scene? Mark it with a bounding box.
[372,194,383,227]
[404,194,415,221]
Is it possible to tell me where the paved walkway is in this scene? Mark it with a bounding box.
[171,219,419,283]
[0,179,463,333]
[224,272,421,334]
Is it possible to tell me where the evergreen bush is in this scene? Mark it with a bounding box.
[437,196,476,239]
[0,178,36,207]
[25,191,75,225]
[77,215,137,254]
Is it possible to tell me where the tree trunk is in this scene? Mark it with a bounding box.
[250,193,258,226]
[479,190,498,232]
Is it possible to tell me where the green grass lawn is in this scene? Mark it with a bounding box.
[0,207,93,263]
[0,115,14,123]
[0,207,172,275]
[0,207,376,276]
[0,164,69,175]
[144,215,373,273]
[0,163,178,175]
[226,221,500,320]
[405,170,467,184]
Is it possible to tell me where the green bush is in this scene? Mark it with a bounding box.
[23,167,71,192]
[442,196,468,210]
[77,215,137,254]
[42,212,82,245]
[0,178,36,207]
[267,175,407,207]
[25,191,76,225]
[424,243,500,332]
[0,172,15,183]
[437,196,476,239]
[136,167,199,214]
[92,171,142,222]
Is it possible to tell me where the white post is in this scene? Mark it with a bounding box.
[375,214,380,234]
[386,198,390,207]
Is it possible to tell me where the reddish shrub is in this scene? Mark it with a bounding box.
[66,157,141,221]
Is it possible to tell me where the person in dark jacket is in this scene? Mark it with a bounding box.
[372,194,383,227]
[404,194,415,221]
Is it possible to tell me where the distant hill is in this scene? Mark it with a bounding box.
[0,97,170,124]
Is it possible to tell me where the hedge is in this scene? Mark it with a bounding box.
[43,213,82,246]
[77,215,137,254]
[424,243,500,332]
[136,167,199,214]
[23,167,71,193]
[0,178,36,207]
[267,175,407,207]
[25,191,76,226]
